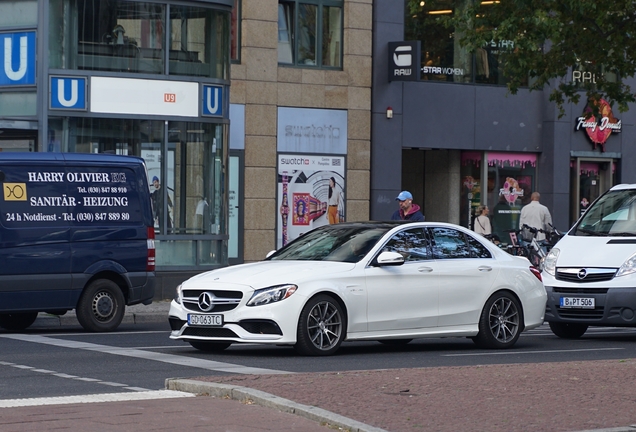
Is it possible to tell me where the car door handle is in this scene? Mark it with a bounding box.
[418,267,433,273]
[478,266,492,272]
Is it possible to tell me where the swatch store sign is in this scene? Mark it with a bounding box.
[388,41,421,82]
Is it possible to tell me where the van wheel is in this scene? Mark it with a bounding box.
[76,279,125,332]
[549,322,588,339]
[0,312,38,331]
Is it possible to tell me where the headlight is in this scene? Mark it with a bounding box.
[543,248,559,276]
[616,252,636,277]
[247,284,298,307]
[174,284,183,304]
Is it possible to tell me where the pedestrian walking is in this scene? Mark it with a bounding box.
[519,191,552,241]
[473,205,492,236]
[391,191,425,221]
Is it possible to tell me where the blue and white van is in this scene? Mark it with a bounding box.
[0,153,155,332]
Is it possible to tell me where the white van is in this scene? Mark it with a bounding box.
[543,184,636,338]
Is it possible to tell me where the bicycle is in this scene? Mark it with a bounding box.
[503,225,549,270]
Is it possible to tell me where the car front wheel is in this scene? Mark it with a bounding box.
[549,322,588,339]
[473,291,522,349]
[295,295,345,356]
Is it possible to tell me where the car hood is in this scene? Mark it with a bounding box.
[555,235,636,268]
[184,260,356,289]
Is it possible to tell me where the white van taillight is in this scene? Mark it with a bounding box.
[147,227,156,271]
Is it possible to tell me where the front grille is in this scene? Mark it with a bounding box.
[553,287,609,294]
[182,289,243,313]
[182,327,239,338]
[556,307,604,320]
[556,268,616,283]
[239,319,283,335]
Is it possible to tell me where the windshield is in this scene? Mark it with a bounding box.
[575,189,636,236]
[268,225,392,262]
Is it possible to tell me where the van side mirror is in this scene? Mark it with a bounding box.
[374,251,405,266]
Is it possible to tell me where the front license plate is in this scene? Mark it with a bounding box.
[560,297,595,309]
[188,314,223,326]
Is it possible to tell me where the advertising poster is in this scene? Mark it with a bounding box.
[277,154,345,249]
[141,148,174,231]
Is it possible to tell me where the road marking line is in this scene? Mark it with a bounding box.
[0,334,291,375]
[0,390,194,408]
[443,347,625,357]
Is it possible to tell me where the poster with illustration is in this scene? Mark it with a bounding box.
[277,154,346,249]
[141,147,175,232]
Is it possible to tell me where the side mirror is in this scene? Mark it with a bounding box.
[374,251,405,266]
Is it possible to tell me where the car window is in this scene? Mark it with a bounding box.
[429,227,472,259]
[466,234,493,258]
[382,228,432,261]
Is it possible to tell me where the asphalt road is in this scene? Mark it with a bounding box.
[2,319,636,401]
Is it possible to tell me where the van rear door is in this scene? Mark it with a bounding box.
[0,161,72,311]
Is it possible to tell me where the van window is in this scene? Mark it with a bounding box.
[575,189,636,236]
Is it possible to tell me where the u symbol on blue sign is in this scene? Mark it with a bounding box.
[57,80,79,107]
[4,36,27,81]
[206,87,219,114]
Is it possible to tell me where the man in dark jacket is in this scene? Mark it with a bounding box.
[391,191,425,221]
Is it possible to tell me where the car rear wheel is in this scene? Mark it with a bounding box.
[549,322,588,339]
[473,291,521,349]
[76,279,125,332]
[295,295,345,356]
[0,312,38,331]
[188,341,232,352]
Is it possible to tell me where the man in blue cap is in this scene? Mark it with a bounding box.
[391,191,425,221]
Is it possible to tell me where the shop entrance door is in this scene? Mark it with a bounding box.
[570,158,615,225]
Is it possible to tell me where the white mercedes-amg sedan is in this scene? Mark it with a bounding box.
[168,221,546,356]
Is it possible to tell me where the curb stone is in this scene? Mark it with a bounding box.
[165,378,388,432]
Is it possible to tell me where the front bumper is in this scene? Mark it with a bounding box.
[168,298,301,345]
[544,274,636,326]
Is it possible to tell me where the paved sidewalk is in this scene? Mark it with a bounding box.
[23,301,636,432]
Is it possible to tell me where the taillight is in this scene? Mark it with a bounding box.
[529,266,542,282]
[147,226,156,272]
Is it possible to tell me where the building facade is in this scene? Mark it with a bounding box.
[372,1,636,243]
[0,0,372,299]
[0,0,233,298]
[230,0,372,263]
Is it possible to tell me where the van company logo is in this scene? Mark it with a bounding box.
[3,183,27,201]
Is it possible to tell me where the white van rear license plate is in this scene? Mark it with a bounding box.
[560,297,595,308]
[188,314,223,326]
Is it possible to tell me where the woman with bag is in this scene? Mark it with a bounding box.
[473,205,492,236]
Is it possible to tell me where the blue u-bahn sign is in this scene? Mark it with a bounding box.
[50,76,87,110]
[0,31,36,86]
[202,84,223,117]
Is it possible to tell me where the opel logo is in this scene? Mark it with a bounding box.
[577,268,587,280]
[198,292,215,312]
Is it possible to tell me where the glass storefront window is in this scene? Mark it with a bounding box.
[50,0,231,77]
[406,0,527,86]
[47,117,228,268]
[322,6,342,67]
[406,0,472,83]
[487,153,536,245]
[169,6,230,79]
[460,151,537,244]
